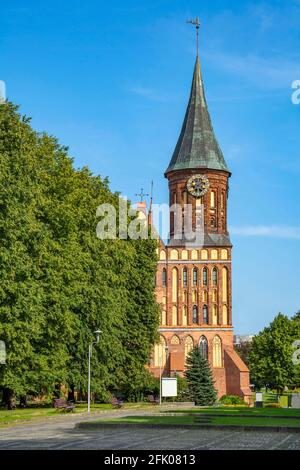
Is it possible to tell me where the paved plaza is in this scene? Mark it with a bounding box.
[0,411,300,450]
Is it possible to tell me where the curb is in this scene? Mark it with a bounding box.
[75,422,300,433]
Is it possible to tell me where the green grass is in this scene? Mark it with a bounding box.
[165,406,300,417]
[0,402,154,427]
[99,414,300,428]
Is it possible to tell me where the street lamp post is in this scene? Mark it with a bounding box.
[87,329,101,414]
[159,346,169,406]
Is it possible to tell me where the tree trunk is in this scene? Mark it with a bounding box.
[2,388,15,410]
[68,384,75,402]
[19,395,27,407]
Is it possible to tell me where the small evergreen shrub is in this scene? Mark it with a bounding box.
[219,394,244,405]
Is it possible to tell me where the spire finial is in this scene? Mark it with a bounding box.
[135,188,149,203]
[186,17,200,57]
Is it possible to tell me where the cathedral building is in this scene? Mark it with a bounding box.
[149,50,251,401]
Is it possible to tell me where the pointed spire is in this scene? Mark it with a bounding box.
[165,55,229,175]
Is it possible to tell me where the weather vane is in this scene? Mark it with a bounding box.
[186,17,200,57]
[135,188,149,203]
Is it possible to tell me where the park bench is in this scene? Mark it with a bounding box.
[53,398,75,412]
[147,395,160,405]
[110,396,124,409]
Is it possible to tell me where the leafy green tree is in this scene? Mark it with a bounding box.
[249,313,300,392]
[0,102,159,407]
[184,346,217,406]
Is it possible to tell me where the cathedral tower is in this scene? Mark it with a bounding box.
[150,47,251,401]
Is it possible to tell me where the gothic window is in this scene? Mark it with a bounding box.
[183,267,188,287]
[221,249,228,260]
[182,249,188,260]
[222,267,228,302]
[191,249,198,260]
[202,290,208,303]
[182,305,188,326]
[192,305,198,324]
[199,336,208,360]
[160,250,166,260]
[184,336,194,360]
[213,336,222,367]
[212,267,218,286]
[210,190,216,208]
[212,305,218,325]
[203,267,208,286]
[201,249,208,260]
[172,268,178,302]
[203,305,208,324]
[172,306,178,326]
[171,335,180,345]
[162,268,167,287]
[211,249,218,260]
[154,335,167,367]
[170,249,179,260]
[193,268,198,286]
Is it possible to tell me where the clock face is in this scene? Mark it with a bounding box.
[186,174,210,198]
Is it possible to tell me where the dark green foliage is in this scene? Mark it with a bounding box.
[0,102,159,406]
[184,346,217,406]
[219,394,244,405]
[249,313,300,392]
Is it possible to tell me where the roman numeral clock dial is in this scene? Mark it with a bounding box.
[186,174,210,198]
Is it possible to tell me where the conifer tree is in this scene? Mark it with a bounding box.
[185,346,217,406]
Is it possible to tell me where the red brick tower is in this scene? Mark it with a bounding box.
[150,53,251,401]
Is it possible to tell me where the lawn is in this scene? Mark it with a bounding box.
[0,402,154,427]
[99,413,300,428]
[165,406,300,417]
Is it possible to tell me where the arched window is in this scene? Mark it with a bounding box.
[172,306,178,326]
[212,305,218,325]
[162,268,167,287]
[203,267,208,286]
[154,335,167,367]
[212,267,218,286]
[221,249,228,260]
[211,249,218,260]
[222,267,228,302]
[199,336,208,360]
[184,336,194,360]
[182,267,188,287]
[201,249,208,260]
[191,250,198,260]
[182,249,188,260]
[213,336,222,367]
[171,335,180,345]
[203,305,208,324]
[170,249,178,260]
[182,305,188,326]
[210,190,216,208]
[192,290,197,303]
[160,250,166,260]
[161,310,166,326]
[193,268,198,286]
[202,290,208,303]
[172,268,178,302]
[192,305,198,324]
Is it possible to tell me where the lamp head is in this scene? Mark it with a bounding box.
[94,330,102,343]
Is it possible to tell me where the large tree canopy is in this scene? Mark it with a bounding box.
[249,313,300,392]
[0,102,159,407]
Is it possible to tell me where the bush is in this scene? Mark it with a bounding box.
[219,394,245,405]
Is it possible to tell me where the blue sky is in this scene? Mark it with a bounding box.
[1,0,300,334]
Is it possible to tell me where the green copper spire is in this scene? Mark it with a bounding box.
[165,56,229,175]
